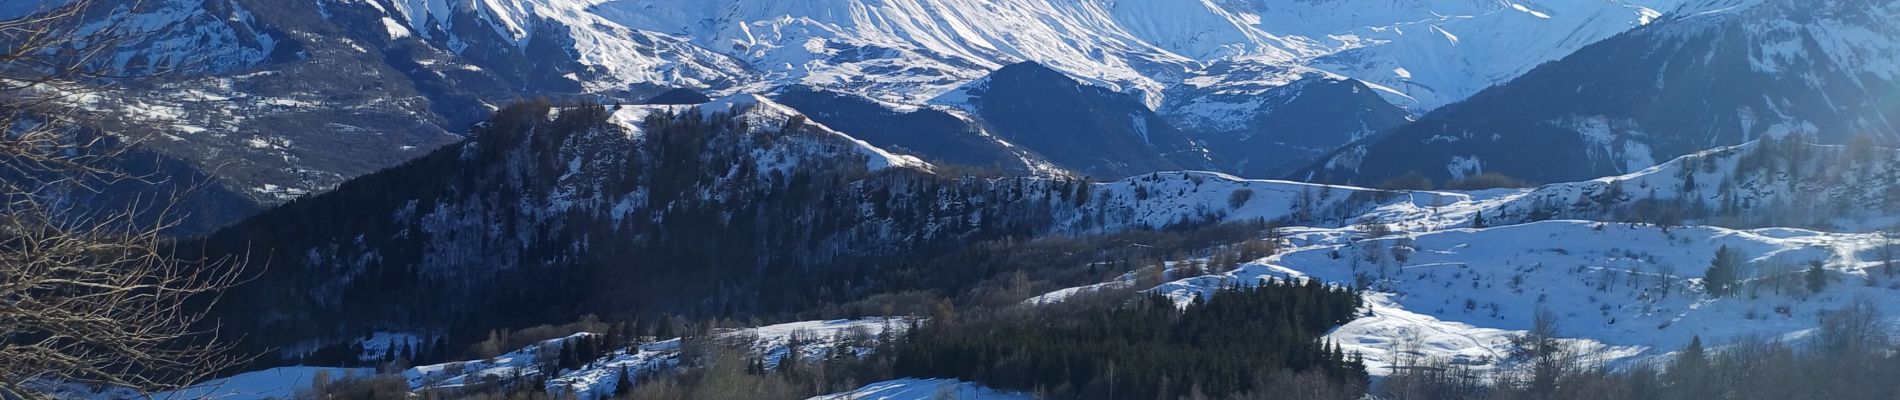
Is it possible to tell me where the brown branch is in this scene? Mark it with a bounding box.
[0,0,253,398]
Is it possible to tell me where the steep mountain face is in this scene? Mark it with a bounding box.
[1307,0,1900,185]
[1279,0,1684,110]
[64,0,532,233]
[0,130,264,235]
[772,87,1060,175]
[587,0,1682,112]
[947,63,1217,178]
[1179,73,1414,178]
[368,0,754,94]
[588,0,1204,107]
[81,0,294,75]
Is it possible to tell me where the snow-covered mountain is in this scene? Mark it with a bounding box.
[43,0,1900,397]
[573,0,1681,111]
[367,0,754,93]
[545,0,1688,160]
[36,0,1695,233]
[1307,0,1900,185]
[1170,70,1415,177]
[82,0,291,75]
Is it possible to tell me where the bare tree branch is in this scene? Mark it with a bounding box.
[0,1,252,398]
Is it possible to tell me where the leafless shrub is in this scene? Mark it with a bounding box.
[0,1,251,398]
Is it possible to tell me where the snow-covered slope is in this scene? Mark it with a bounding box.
[809,378,1032,400]
[73,318,920,400]
[1290,0,1679,111]
[73,366,374,400]
[1059,171,1451,233]
[1326,140,1900,233]
[1026,140,1900,378]
[406,318,908,399]
[1151,220,1897,374]
[1472,140,1900,231]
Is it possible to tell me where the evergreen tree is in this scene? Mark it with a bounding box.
[1807,261,1828,293]
[613,366,633,398]
[558,342,578,371]
[1703,246,1740,297]
[1660,335,1714,400]
[431,337,449,362]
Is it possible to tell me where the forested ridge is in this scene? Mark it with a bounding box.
[194,100,1336,369]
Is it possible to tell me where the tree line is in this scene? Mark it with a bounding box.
[893,281,1367,399]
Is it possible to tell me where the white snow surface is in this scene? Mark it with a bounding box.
[809,378,1033,400]
[1149,220,1898,375]
[1064,171,1441,231]
[76,366,374,400]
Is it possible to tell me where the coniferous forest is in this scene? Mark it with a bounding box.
[893,282,1367,399]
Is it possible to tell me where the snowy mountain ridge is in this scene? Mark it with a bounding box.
[343,0,1686,114]
[25,0,1713,232]
[1309,0,1900,186]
